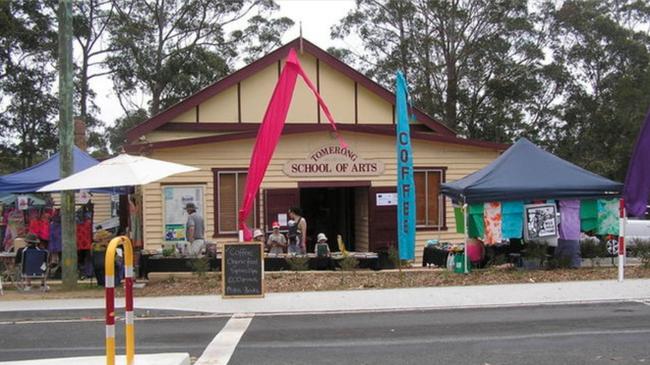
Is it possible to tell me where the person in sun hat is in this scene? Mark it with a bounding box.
[266,221,287,254]
[253,228,265,243]
[314,232,331,258]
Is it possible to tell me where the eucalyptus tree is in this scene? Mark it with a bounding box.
[106,0,293,118]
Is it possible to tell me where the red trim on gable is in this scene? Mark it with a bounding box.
[126,38,456,143]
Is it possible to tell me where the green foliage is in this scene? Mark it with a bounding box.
[339,255,359,271]
[106,0,292,116]
[332,0,547,142]
[287,256,310,271]
[0,1,58,172]
[191,257,211,277]
[334,0,650,182]
[106,108,149,153]
[630,239,650,268]
[162,246,175,257]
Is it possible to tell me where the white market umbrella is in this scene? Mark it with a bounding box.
[38,154,199,192]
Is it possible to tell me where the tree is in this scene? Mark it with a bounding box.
[107,109,149,153]
[0,1,58,172]
[0,63,59,169]
[543,0,650,180]
[333,0,554,142]
[106,0,293,118]
[71,0,115,138]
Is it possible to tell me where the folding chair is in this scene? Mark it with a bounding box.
[21,248,49,292]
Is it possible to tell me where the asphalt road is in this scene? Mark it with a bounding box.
[230,302,650,365]
[0,309,227,362]
[1,302,650,364]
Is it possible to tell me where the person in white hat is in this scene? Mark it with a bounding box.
[314,232,330,257]
[253,228,265,244]
[266,221,286,254]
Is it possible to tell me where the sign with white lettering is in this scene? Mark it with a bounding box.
[222,242,264,298]
[283,144,384,177]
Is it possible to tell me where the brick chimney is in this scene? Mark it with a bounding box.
[74,117,87,150]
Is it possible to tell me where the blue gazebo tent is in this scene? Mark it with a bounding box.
[440,138,623,204]
[0,146,127,194]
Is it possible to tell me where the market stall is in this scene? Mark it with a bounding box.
[440,138,624,272]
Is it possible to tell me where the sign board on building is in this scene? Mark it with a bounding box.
[283,144,384,177]
[376,193,397,206]
[524,203,558,240]
[162,185,204,242]
[222,242,264,298]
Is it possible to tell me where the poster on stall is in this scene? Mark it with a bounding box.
[163,185,204,242]
[17,195,29,210]
[524,203,557,240]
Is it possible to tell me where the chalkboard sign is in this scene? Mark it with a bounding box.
[222,242,264,298]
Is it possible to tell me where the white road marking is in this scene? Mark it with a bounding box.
[195,313,254,365]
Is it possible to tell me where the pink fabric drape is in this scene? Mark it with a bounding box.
[238,49,347,240]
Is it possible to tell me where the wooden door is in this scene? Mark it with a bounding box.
[368,187,397,252]
[264,188,300,232]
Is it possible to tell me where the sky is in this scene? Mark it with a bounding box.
[93,0,359,127]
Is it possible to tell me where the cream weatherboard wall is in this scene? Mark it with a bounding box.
[147,52,424,129]
[141,131,499,262]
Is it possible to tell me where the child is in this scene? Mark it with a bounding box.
[314,233,331,257]
[266,221,287,254]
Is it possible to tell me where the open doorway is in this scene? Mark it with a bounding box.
[300,186,367,253]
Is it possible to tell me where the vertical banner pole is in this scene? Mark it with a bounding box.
[618,199,626,282]
[395,71,416,261]
[463,202,469,274]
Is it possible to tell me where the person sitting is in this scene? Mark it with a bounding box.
[91,229,118,287]
[314,233,331,258]
[466,238,485,268]
[15,233,49,292]
[266,221,286,254]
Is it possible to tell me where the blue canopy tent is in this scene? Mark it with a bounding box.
[440,138,623,204]
[0,146,128,194]
[440,138,623,273]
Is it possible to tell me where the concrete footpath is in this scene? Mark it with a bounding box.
[1,279,649,315]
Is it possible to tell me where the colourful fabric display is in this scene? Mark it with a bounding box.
[4,209,25,251]
[76,219,92,250]
[558,200,580,240]
[238,49,346,240]
[468,203,484,239]
[49,215,62,253]
[597,198,620,235]
[501,201,524,239]
[580,199,598,232]
[483,202,502,245]
[454,205,465,234]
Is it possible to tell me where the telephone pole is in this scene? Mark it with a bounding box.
[58,0,77,289]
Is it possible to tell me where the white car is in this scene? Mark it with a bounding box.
[626,219,650,243]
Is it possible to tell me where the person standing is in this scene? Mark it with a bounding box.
[288,207,307,254]
[266,221,287,254]
[185,203,205,256]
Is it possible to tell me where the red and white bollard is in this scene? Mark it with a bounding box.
[618,199,626,282]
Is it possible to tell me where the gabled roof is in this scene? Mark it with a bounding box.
[126,37,456,143]
[441,138,623,203]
